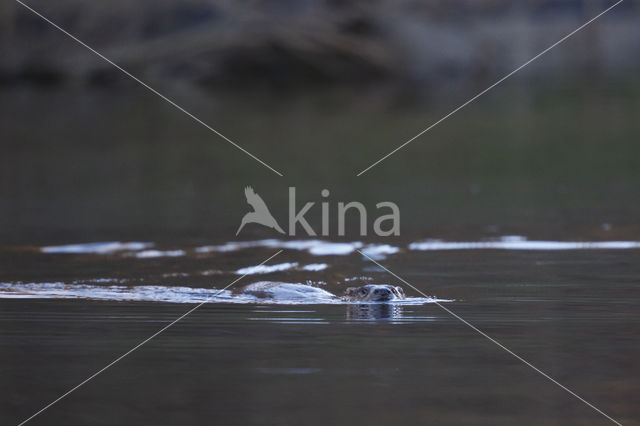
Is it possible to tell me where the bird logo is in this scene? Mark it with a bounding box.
[236,186,285,235]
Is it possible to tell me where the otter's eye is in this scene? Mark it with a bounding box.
[360,288,368,295]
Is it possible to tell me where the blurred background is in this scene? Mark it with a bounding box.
[1,0,639,244]
[2,4,640,425]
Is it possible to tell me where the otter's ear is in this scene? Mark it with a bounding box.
[395,286,405,297]
[344,287,358,297]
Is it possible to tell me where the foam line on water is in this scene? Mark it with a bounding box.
[196,239,365,256]
[409,236,640,251]
[236,262,299,275]
[0,282,446,305]
[41,242,152,254]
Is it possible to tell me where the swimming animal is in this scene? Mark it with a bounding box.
[236,186,285,235]
[238,282,406,303]
[239,282,337,303]
[343,284,406,302]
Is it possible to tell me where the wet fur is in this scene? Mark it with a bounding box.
[343,284,405,302]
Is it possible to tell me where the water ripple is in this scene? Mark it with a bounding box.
[0,282,445,305]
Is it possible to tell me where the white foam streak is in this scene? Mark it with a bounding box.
[236,262,299,275]
[41,242,152,254]
[235,262,329,275]
[360,244,400,260]
[135,250,186,258]
[409,238,640,251]
[302,263,329,271]
[196,239,365,256]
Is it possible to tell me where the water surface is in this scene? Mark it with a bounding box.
[2,84,640,425]
[1,240,639,425]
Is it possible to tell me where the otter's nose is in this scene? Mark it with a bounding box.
[374,288,391,296]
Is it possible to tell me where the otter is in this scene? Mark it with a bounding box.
[343,284,405,302]
[239,281,337,303]
[238,282,406,303]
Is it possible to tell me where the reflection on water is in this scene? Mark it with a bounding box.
[347,304,403,322]
[3,87,640,246]
[1,244,640,425]
[245,305,440,324]
[2,84,640,424]
[345,304,441,324]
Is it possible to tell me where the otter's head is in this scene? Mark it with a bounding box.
[344,284,406,302]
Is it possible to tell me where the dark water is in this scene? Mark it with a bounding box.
[2,83,640,243]
[1,84,640,425]
[1,242,639,425]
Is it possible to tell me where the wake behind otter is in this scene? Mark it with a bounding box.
[0,282,448,305]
